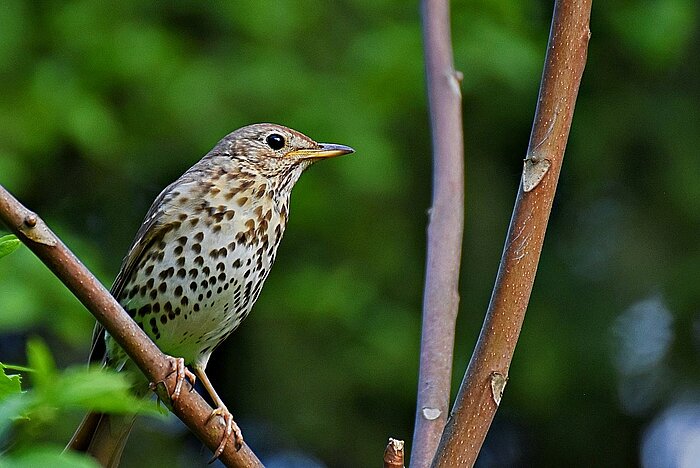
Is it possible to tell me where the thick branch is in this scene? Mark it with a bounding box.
[431,1,592,466]
[411,0,465,466]
[0,185,262,468]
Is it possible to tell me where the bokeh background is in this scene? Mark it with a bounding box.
[1,1,699,467]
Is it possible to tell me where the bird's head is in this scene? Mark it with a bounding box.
[216,123,354,180]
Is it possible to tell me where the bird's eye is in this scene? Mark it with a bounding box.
[265,133,286,150]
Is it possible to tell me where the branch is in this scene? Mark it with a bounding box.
[383,438,405,468]
[0,185,263,468]
[411,0,465,466]
[431,1,592,466]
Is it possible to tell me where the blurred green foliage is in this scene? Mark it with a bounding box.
[0,0,698,466]
[0,339,157,467]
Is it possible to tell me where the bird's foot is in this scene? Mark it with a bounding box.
[149,356,196,403]
[206,405,243,462]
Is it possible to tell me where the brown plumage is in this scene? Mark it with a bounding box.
[67,123,353,466]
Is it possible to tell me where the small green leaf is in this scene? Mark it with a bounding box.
[0,363,23,398]
[26,338,56,390]
[52,368,159,415]
[0,234,21,259]
[0,445,101,468]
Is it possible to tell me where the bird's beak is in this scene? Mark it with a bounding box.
[286,143,355,160]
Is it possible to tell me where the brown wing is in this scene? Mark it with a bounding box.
[87,178,186,364]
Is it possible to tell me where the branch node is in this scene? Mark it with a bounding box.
[24,214,37,227]
[19,213,57,246]
[490,372,508,406]
[422,407,442,421]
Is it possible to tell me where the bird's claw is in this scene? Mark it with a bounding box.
[206,405,243,462]
[149,356,196,403]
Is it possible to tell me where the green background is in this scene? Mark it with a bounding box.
[1,1,699,467]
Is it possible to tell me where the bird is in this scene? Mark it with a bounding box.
[66,123,354,467]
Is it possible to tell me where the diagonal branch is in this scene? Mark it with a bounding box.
[431,1,592,466]
[0,185,262,468]
[411,0,465,466]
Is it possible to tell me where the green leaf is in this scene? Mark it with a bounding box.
[25,338,56,389]
[0,445,101,468]
[0,234,21,259]
[52,367,160,415]
[0,363,23,399]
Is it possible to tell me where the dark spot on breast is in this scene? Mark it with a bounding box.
[200,279,209,289]
[194,232,204,242]
[194,256,204,266]
[225,210,235,220]
[158,282,167,293]
[176,257,185,267]
[164,301,173,313]
[189,268,198,278]
[160,315,168,324]
[202,266,211,276]
[153,303,160,313]
[145,265,154,275]
[146,278,155,289]
[192,243,202,254]
[181,296,189,306]
[212,224,222,233]
[190,281,197,292]
[194,303,200,312]
[216,262,225,272]
[149,289,157,300]
[174,285,183,297]
[190,218,199,227]
[232,259,241,268]
[177,268,186,278]
[237,196,249,206]
[174,245,183,256]
[178,213,188,221]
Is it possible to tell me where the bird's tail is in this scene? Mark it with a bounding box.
[66,411,137,468]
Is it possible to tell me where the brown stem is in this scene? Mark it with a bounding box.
[384,438,405,468]
[0,185,262,468]
[431,1,592,466]
[411,0,465,466]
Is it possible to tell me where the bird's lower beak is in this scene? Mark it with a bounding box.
[286,143,355,160]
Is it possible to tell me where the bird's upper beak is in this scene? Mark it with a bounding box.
[286,143,355,160]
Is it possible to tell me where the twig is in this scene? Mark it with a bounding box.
[384,438,405,468]
[0,184,263,468]
[431,1,592,466]
[411,0,465,466]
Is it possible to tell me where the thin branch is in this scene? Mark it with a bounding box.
[431,1,592,466]
[0,185,263,468]
[384,438,405,468]
[410,0,465,466]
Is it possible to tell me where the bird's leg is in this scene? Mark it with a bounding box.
[193,366,243,461]
[149,356,196,403]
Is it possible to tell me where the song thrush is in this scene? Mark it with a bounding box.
[67,123,353,466]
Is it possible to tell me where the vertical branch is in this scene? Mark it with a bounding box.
[431,1,592,466]
[411,0,465,466]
